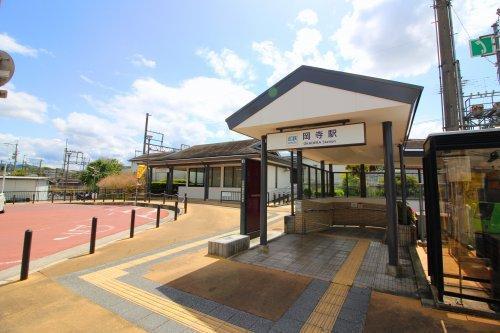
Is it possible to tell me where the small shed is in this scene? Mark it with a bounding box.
[1,176,50,201]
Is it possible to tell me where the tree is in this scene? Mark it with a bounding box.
[80,158,123,190]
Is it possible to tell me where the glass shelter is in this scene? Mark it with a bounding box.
[423,129,500,311]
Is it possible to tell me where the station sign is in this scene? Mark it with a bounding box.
[267,122,366,151]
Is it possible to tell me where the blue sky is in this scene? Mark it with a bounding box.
[0,0,498,166]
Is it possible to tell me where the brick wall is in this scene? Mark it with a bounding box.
[292,198,387,234]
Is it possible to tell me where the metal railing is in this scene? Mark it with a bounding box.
[220,191,241,202]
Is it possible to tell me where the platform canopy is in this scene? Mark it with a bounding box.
[226,66,423,166]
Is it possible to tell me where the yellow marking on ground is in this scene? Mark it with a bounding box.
[332,239,370,286]
[79,231,251,333]
[300,283,349,333]
[300,239,370,332]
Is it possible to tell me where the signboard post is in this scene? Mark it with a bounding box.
[469,34,496,57]
[267,123,366,151]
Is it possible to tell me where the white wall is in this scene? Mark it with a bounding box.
[2,177,49,200]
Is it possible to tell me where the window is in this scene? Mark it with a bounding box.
[224,166,242,188]
[188,168,205,187]
[209,167,221,187]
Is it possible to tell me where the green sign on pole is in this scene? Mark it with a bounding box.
[469,34,496,57]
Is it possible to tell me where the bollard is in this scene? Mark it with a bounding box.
[51,192,54,203]
[69,193,72,203]
[93,193,96,203]
[20,229,33,280]
[130,209,136,238]
[156,205,160,228]
[273,193,276,206]
[103,189,106,203]
[32,193,35,204]
[112,193,115,203]
[89,217,97,254]
[184,193,187,214]
[163,192,166,205]
[123,192,126,202]
[174,200,178,221]
[12,195,16,205]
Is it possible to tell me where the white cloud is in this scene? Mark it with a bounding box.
[0,84,47,123]
[197,48,256,83]
[130,54,156,68]
[52,76,255,161]
[253,25,338,85]
[79,74,122,93]
[453,1,499,44]
[296,9,318,26]
[332,0,436,79]
[409,119,442,139]
[0,33,42,57]
[0,132,65,167]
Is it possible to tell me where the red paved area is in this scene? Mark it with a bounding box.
[0,203,169,270]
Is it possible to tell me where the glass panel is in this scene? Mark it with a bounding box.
[334,173,346,197]
[223,167,233,187]
[437,148,500,304]
[234,167,242,188]
[346,172,360,197]
[366,172,385,197]
[209,167,221,187]
[188,168,204,187]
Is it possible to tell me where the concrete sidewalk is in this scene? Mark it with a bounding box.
[1,203,498,332]
[0,203,286,332]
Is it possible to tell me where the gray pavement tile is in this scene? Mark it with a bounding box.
[208,304,239,321]
[270,318,303,333]
[152,319,190,333]
[136,313,169,331]
[249,317,275,333]
[332,318,363,333]
[226,311,259,330]
[110,303,154,323]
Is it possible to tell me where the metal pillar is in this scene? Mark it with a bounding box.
[320,160,325,197]
[240,159,247,235]
[296,150,303,200]
[360,164,367,198]
[383,122,400,275]
[398,145,408,225]
[260,135,268,246]
[328,164,333,196]
[290,151,295,215]
[166,167,174,194]
[203,164,209,201]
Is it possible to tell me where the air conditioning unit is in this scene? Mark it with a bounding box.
[470,104,484,117]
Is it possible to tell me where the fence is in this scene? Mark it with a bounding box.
[1,189,179,204]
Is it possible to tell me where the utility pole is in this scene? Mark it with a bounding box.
[12,142,18,171]
[493,9,500,84]
[142,113,150,154]
[434,0,462,131]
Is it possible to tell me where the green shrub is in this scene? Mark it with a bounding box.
[303,188,312,198]
[397,201,417,225]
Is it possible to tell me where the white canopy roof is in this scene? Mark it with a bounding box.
[226,66,423,166]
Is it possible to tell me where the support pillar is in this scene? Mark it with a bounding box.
[328,164,333,196]
[260,135,268,246]
[296,150,303,200]
[383,121,400,276]
[398,145,407,225]
[320,160,325,197]
[360,164,367,198]
[203,164,209,201]
[290,151,295,215]
[240,159,247,235]
[166,167,174,194]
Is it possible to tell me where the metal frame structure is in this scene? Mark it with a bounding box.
[423,128,500,307]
